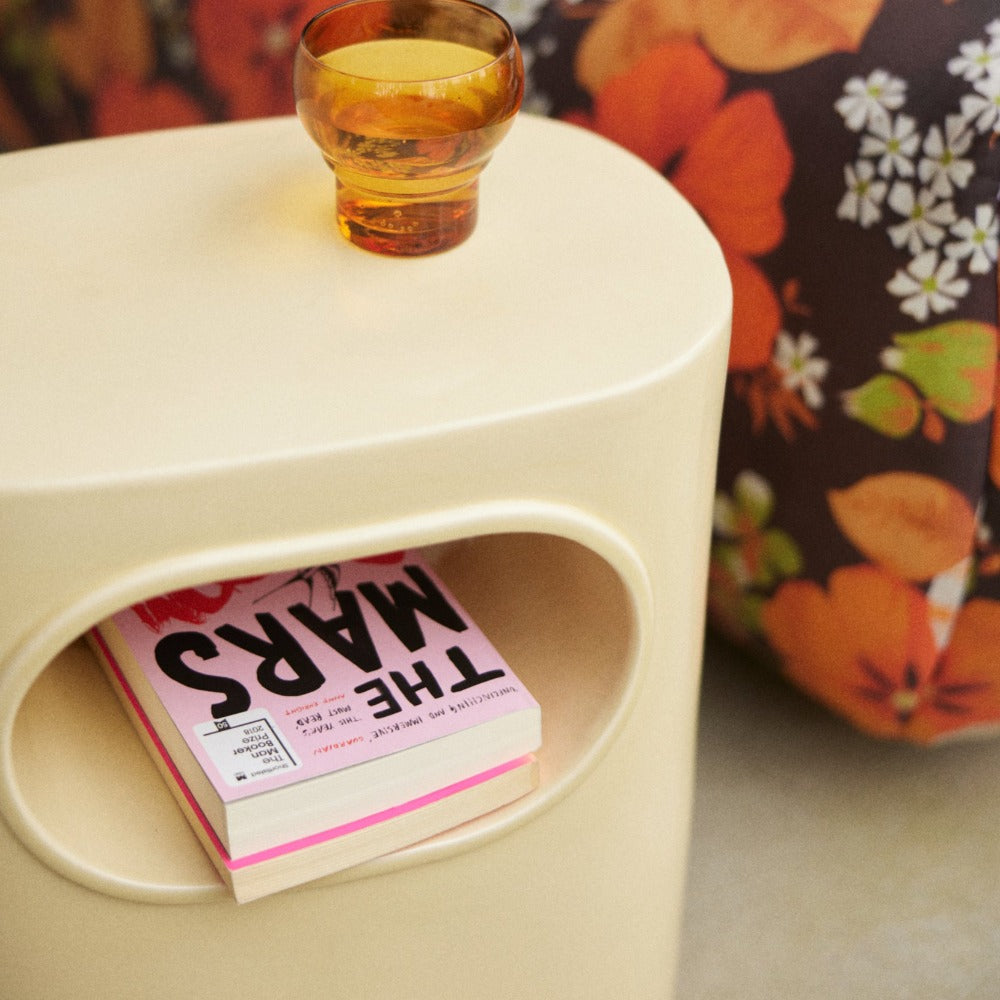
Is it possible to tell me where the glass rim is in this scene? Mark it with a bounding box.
[297,0,518,84]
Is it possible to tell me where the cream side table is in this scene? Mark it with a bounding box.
[0,114,731,1000]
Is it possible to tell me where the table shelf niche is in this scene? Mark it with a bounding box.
[11,531,638,901]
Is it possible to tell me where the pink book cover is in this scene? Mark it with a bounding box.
[105,551,538,804]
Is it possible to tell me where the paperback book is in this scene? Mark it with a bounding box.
[88,550,541,901]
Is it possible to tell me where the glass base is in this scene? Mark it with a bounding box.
[335,179,479,256]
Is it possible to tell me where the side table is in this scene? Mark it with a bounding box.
[0,114,731,999]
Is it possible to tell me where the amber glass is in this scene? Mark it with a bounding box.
[294,0,523,256]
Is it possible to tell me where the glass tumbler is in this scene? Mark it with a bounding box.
[294,0,524,256]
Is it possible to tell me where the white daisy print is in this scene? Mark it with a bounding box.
[835,70,907,132]
[859,113,919,178]
[713,471,773,542]
[837,159,888,228]
[773,332,829,409]
[491,0,548,32]
[886,182,957,254]
[945,203,1000,275]
[886,250,971,321]
[947,36,1000,81]
[917,115,975,198]
[960,72,1000,134]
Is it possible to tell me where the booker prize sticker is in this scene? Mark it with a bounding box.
[194,708,302,788]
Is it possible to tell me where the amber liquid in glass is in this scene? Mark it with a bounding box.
[298,38,519,254]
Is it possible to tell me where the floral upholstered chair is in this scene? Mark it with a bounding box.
[3,0,999,744]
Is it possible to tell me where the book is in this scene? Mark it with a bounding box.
[88,550,541,900]
[101,657,537,902]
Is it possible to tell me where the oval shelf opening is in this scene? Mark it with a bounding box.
[11,532,640,902]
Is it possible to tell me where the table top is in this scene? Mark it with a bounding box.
[0,113,728,490]
[679,634,1000,999]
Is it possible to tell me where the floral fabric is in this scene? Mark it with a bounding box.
[2,0,998,743]
[543,0,1000,744]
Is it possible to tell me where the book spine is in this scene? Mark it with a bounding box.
[89,628,233,862]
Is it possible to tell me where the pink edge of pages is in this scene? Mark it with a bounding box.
[90,628,533,872]
[230,754,533,870]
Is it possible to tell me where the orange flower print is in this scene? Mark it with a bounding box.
[565,41,792,370]
[575,0,884,92]
[762,564,1000,742]
[190,0,311,120]
[990,357,1000,490]
[566,41,727,171]
[93,75,207,136]
[46,0,154,95]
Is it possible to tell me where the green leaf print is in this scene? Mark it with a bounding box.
[881,320,996,423]
[709,471,804,643]
[844,320,998,440]
[842,373,922,438]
